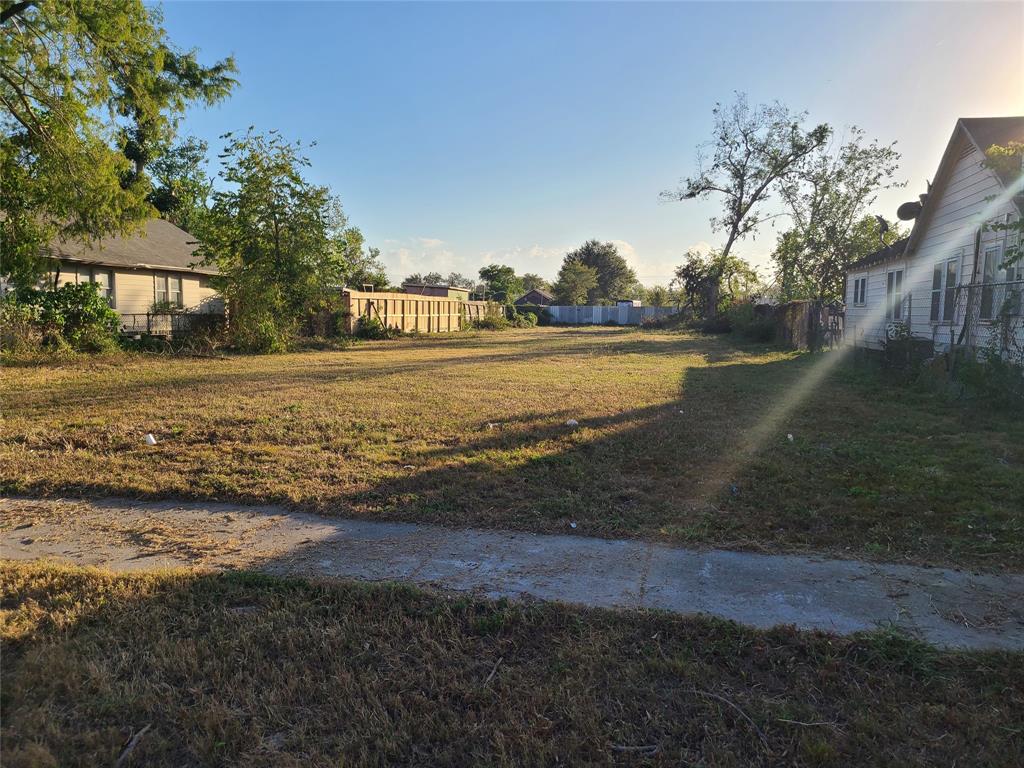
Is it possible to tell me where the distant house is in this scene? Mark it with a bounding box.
[402,283,471,300]
[514,288,554,306]
[43,219,223,322]
[616,298,642,308]
[844,116,1023,358]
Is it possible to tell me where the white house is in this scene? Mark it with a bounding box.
[845,117,1023,360]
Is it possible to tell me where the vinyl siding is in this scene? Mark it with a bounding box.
[53,262,223,316]
[846,132,1020,352]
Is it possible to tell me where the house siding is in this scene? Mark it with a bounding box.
[846,131,1020,353]
[53,261,222,316]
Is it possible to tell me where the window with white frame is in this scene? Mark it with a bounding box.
[851,276,867,306]
[979,245,1000,320]
[155,273,184,308]
[885,268,903,320]
[929,252,960,323]
[74,265,115,308]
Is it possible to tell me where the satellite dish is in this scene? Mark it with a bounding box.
[897,201,922,221]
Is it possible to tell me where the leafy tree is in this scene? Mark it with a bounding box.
[562,240,637,303]
[772,128,903,302]
[553,260,598,305]
[196,130,349,351]
[983,142,1024,268]
[478,264,524,303]
[643,285,672,307]
[341,227,390,290]
[662,93,828,310]
[521,273,551,293]
[671,249,761,316]
[403,272,445,286]
[0,0,237,289]
[147,136,212,233]
[446,272,476,289]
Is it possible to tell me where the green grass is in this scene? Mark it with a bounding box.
[2,561,1021,767]
[2,327,1021,569]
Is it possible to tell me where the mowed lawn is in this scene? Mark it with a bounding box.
[2,327,1021,569]
[3,562,1022,768]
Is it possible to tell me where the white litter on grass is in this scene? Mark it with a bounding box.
[144,433,158,446]
[787,433,794,442]
[565,419,579,427]
[569,521,578,529]
[486,422,498,430]
[403,465,415,470]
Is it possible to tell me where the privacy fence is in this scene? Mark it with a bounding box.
[544,305,678,326]
[341,289,501,334]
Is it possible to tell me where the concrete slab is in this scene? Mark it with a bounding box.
[2,496,1022,650]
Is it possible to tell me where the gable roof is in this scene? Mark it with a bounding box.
[514,287,553,304]
[847,236,910,271]
[905,116,1024,253]
[44,218,217,275]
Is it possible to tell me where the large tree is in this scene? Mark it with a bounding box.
[403,272,445,286]
[562,240,637,303]
[772,127,903,302]
[342,227,390,290]
[478,263,523,303]
[662,94,828,310]
[197,130,349,351]
[552,260,598,306]
[520,273,551,293]
[0,0,237,289]
[671,249,761,317]
[146,136,212,234]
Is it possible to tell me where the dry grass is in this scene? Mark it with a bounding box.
[2,561,1021,767]
[2,327,1021,569]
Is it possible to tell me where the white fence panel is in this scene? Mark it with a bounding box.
[546,305,677,326]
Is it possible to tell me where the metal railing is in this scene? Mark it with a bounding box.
[119,312,225,337]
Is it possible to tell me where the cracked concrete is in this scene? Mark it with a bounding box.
[2,496,1022,650]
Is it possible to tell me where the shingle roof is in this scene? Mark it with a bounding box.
[44,219,218,275]
[847,236,910,271]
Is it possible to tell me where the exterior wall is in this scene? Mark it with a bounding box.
[53,261,222,316]
[342,289,500,333]
[846,135,1021,354]
[546,305,676,326]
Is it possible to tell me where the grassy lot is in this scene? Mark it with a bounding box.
[1,327,1021,569]
[2,561,1022,767]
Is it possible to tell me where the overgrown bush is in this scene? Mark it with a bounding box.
[7,284,119,352]
[0,299,43,353]
[696,314,732,334]
[726,301,775,342]
[953,350,1024,407]
[510,311,537,328]
[355,315,391,340]
[470,315,510,331]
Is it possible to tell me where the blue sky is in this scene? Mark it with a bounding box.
[162,1,1023,285]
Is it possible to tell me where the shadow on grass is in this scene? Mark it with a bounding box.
[3,561,1021,768]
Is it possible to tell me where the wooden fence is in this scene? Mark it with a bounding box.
[341,289,500,334]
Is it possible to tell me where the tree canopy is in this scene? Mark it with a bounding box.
[196,130,349,351]
[560,240,638,304]
[772,127,903,302]
[552,260,599,305]
[478,264,524,303]
[0,0,237,289]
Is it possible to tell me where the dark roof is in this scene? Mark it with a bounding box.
[514,287,553,304]
[44,219,217,275]
[847,236,910,271]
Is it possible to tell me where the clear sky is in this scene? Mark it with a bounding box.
[161,1,1024,285]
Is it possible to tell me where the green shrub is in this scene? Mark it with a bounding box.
[12,283,119,352]
[0,298,43,353]
[509,311,537,328]
[954,350,1024,407]
[726,301,775,342]
[470,315,510,331]
[355,315,391,340]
